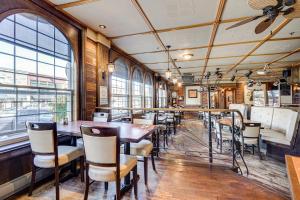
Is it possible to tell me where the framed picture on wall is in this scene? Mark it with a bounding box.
[188,89,198,98]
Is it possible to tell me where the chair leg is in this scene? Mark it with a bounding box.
[29,162,36,196]
[220,139,223,154]
[80,156,84,182]
[105,182,108,191]
[133,166,138,197]
[252,145,255,155]
[84,166,89,200]
[257,139,262,160]
[116,178,121,200]
[144,157,148,185]
[54,166,60,200]
[151,152,156,172]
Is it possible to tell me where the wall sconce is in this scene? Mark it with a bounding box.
[177,82,182,87]
[172,77,177,84]
[108,62,115,73]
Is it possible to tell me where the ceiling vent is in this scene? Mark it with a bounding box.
[182,73,194,84]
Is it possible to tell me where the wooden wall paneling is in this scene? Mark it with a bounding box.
[85,39,97,120]
[235,83,245,104]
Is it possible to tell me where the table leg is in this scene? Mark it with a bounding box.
[70,136,78,175]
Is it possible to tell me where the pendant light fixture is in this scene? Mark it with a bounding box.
[177,82,182,87]
[172,77,177,84]
[165,45,172,79]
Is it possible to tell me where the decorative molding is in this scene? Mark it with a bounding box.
[86,28,111,48]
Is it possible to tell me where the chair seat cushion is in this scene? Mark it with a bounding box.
[88,154,137,182]
[260,129,290,146]
[241,137,258,145]
[130,140,153,157]
[34,146,84,168]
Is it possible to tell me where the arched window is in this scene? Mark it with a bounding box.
[159,83,167,108]
[144,74,153,108]
[132,67,143,111]
[111,58,129,117]
[0,13,74,138]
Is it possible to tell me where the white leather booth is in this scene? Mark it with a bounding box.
[251,107,299,146]
[229,104,249,119]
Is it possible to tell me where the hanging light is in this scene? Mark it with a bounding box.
[177,82,182,87]
[165,45,172,79]
[172,77,177,84]
[107,63,115,73]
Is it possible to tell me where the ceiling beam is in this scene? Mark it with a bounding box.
[56,0,100,9]
[268,48,300,65]
[200,0,227,82]
[226,18,292,73]
[130,0,181,77]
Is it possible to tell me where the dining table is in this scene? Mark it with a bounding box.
[57,120,158,194]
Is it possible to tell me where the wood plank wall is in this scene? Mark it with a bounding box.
[236,83,245,104]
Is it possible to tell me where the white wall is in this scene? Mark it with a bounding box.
[185,86,201,105]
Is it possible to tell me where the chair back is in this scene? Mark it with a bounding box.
[80,126,120,166]
[243,123,260,138]
[26,122,57,154]
[133,118,154,125]
[93,112,108,122]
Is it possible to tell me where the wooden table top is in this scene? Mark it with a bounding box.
[57,120,158,143]
[219,118,261,127]
[286,155,300,200]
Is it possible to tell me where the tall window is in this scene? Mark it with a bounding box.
[159,84,167,108]
[0,13,74,141]
[144,74,153,108]
[132,67,143,112]
[111,58,129,117]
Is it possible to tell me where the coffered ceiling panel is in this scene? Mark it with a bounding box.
[207,57,241,66]
[138,0,218,30]
[112,34,162,54]
[179,67,202,73]
[214,16,285,44]
[281,52,300,62]
[273,19,300,38]
[253,40,300,54]
[63,0,150,37]
[132,52,166,64]
[222,0,261,20]
[146,63,169,71]
[171,48,207,61]
[210,43,258,58]
[176,60,205,68]
[158,26,212,50]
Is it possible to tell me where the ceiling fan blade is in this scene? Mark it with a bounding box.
[282,7,295,15]
[248,0,278,10]
[285,0,300,18]
[255,17,276,34]
[226,15,263,30]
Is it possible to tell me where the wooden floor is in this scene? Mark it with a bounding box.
[15,159,287,200]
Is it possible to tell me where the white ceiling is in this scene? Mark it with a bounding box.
[49,0,300,82]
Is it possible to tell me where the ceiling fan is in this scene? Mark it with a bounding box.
[226,0,300,34]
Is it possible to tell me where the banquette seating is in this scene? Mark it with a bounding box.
[250,107,299,146]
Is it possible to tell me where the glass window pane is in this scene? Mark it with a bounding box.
[55,41,68,56]
[39,113,54,122]
[0,53,14,71]
[16,24,37,46]
[17,115,39,130]
[16,74,37,86]
[16,46,37,60]
[38,52,54,64]
[0,117,16,134]
[18,88,38,102]
[38,18,54,37]
[0,40,14,54]
[55,57,70,67]
[38,62,54,77]
[0,19,14,39]
[0,102,16,117]
[38,33,54,51]
[16,13,37,29]
[0,72,14,85]
[55,28,68,43]
[38,77,54,88]
[16,57,36,74]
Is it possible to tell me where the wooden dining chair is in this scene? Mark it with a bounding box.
[80,125,138,200]
[215,121,232,153]
[241,123,261,159]
[26,122,84,200]
[131,118,156,185]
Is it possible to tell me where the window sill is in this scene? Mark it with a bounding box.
[0,133,29,148]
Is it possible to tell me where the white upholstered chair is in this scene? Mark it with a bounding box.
[241,123,261,158]
[93,112,109,122]
[131,118,156,185]
[80,126,138,200]
[215,121,232,153]
[27,122,84,200]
